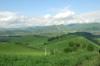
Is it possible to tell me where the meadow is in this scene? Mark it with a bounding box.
[0,32,100,66]
[0,52,99,66]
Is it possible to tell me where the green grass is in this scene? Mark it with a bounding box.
[0,34,48,48]
[0,43,49,56]
[0,33,100,66]
[9,35,48,44]
[0,52,98,66]
[78,54,100,66]
[43,34,100,52]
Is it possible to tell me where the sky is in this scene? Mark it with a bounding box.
[0,0,100,28]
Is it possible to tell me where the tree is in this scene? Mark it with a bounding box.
[26,43,29,46]
[82,44,86,51]
[72,46,77,51]
[44,42,48,45]
[63,47,72,53]
[68,42,74,47]
[75,43,80,47]
[87,44,94,51]
[50,49,55,55]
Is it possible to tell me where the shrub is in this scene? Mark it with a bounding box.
[50,50,54,55]
[44,42,48,45]
[82,44,86,51]
[68,42,74,47]
[75,43,80,47]
[87,44,94,51]
[63,47,72,53]
[72,46,77,51]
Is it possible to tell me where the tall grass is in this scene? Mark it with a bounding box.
[0,52,98,66]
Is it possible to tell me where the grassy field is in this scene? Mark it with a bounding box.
[42,34,100,52]
[0,52,99,66]
[0,43,50,56]
[0,34,48,48]
[0,33,100,66]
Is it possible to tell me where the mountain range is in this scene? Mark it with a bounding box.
[0,23,100,36]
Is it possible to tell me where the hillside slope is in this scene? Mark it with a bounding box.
[69,23,100,31]
[0,23,100,35]
[32,24,71,33]
[0,43,47,56]
[42,34,100,52]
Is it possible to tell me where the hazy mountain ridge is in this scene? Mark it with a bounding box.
[0,23,100,36]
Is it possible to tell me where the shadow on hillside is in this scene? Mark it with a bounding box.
[71,32,100,45]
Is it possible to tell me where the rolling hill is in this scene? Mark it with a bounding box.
[0,32,100,66]
[41,34,100,52]
[69,23,100,31]
[0,23,100,36]
[0,32,100,52]
[0,43,48,56]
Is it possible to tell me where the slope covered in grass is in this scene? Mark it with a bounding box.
[0,33,100,66]
[0,43,48,56]
[43,34,100,52]
[0,34,48,47]
[0,51,98,66]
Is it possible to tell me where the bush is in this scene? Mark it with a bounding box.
[68,42,74,47]
[72,46,77,51]
[50,50,54,55]
[87,44,94,51]
[75,43,80,47]
[44,42,48,45]
[68,42,80,48]
[63,47,72,53]
[82,44,86,51]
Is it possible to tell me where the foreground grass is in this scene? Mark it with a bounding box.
[78,54,100,66]
[0,52,98,66]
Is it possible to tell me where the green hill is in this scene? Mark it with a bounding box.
[32,24,71,33]
[42,34,100,52]
[0,23,100,36]
[69,23,100,32]
[0,43,47,56]
[0,32,100,66]
[0,34,48,48]
[0,32,100,53]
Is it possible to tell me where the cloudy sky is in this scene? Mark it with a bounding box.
[0,0,100,28]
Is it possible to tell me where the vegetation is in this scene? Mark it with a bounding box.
[63,47,72,53]
[0,32,100,66]
[0,52,99,66]
[0,23,100,36]
[87,44,94,51]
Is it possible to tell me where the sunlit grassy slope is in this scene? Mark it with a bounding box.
[0,33,100,56]
[0,43,49,56]
[42,34,100,52]
[0,34,48,47]
[0,33,100,66]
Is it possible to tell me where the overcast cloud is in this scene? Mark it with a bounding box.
[0,10,100,28]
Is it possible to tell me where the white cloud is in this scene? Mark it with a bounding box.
[0,11,17,16]
[54,11,75,18]
[0,10,100,28]
[46,4,71,13]
[80,10,100,22]
[44,14,51,18]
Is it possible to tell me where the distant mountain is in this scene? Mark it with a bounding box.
[0,23,100,36]
[31,23,100,33]
[69,23,100,31]
[32,24,71,33]
[0,27,5,31]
